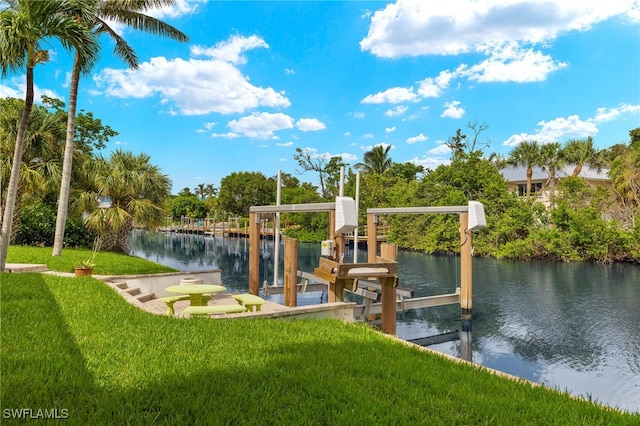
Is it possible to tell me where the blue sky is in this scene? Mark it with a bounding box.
[2,0,640,194]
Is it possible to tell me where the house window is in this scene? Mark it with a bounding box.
[517,182,543,196]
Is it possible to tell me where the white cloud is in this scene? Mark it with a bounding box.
[503,114,598,146]
[384,106,408,117]
[361,87,419,104]
[360,0,639,58]
[285,68,295,75]
[417,70,454,97]
[441,100,465,119]
[191,35,268,65]
[0,75,61,102]
[593,103,640,123]
[406,133,428,144]
[361,143,393,152]
[93,35,290,115]
[277,141,294,147]
[385,126,396,133]
[341,153,358,162]
[344,131,351,136]
[457,43,568,83]
[0,83,23,99]
[227,112,294,139]
[296,118,326,131]
[148,0,203,19]
[408,155,450,170]
[351,112,366,119]
[211,132,240,139]
[429,143,452,155]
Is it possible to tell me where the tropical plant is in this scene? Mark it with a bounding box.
[355,144,393,175]
[539,141,564,191]
[52,0,189,256]
[0,0,98,271]
[508,140,541,199]
[563,137,601,176]
[0,98,65,235]
[75,150,171,252]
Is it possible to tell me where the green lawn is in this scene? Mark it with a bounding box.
[1,271,637,424]
[5,245,177,275]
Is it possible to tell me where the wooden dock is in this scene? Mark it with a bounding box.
[158,219,389,244]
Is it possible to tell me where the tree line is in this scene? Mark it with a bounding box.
[169,125,639,263]
[3,93,638,263]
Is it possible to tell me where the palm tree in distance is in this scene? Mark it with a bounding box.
[563,137,601,177]
[0,0,98,271]
[539,141,564,190]
[355,144,393,175]
[508,140,541,199]
[52,0,189,256]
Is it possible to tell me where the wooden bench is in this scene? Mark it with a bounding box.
[232,294,266,311]
[182,305,248,317]
[158,294,212,316]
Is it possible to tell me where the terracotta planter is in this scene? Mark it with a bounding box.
[74,267,94,277]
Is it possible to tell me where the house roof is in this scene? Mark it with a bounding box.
[500,164,610,183]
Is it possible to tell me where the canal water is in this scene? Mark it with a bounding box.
[128,230,640,413]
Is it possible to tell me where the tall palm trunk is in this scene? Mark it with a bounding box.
[52,53,81,256]
[526,166,533,199]
[0,66,34,271]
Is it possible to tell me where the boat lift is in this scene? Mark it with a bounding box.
[247,198,486,336]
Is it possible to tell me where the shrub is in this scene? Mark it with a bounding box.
[16,201,95,248]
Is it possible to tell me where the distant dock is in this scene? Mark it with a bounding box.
[156,218,388,245]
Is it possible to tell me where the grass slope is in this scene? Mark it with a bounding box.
[6,245,176,275]
[1,273,637,424]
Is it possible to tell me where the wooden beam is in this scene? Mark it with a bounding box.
[248,213,260,295]
[367,213,377,263]
[284,237,298,307]
[380,243,398,336]
[459,212,472,330]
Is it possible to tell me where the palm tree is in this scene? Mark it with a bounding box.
[0,0,98,271]
[609,144,640,228]
[355,144,393,175]
[539,142,564,190]
[52,0,189,256]
[195,183,207,200]
[0,99,67,241]
[508,140,541,199]
[76,150,171,253]
[563,137,601,176]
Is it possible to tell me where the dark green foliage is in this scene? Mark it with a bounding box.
[217,171,274,216]
[15,201,95,248]
[168,195,208,219]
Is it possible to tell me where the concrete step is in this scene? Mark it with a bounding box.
[113,282,128,290]
[124,287,141,296]
[136,292,155,303]
[5,263,48,273]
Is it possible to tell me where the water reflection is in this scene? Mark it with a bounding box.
[128,231,640,413]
